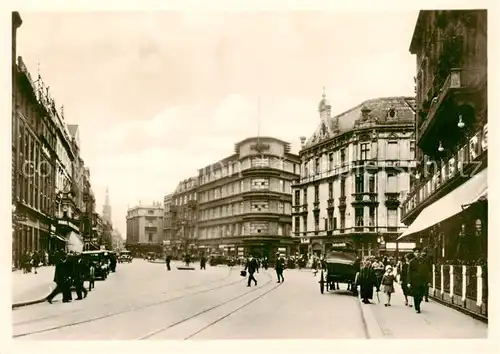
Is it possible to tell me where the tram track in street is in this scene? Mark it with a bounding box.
[138,272,282,340]
[13,266,235,327]
[13,268,246,338]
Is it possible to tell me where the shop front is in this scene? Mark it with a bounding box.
[398,168,488,319]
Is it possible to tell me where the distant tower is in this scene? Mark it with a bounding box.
[103,186,112,225]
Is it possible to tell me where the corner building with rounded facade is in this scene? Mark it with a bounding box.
[196,137,300,260]
[293,94,417,258]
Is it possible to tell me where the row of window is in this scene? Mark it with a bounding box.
[199,156,299,185]
[198,222,291,239]
[302,141,415,178]
[293,172,401,205]
[293,207,399,232]
[199,201,290,221]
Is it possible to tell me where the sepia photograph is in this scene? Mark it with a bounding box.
[9,6,488,342]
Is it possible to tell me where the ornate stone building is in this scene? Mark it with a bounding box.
[292,93,416,258]
[400,10,487,318]
[196,137,300,260]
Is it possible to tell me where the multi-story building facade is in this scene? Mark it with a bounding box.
[162,194,173,249]
[12,12,59,265]
[400,10,487,318]
[126,203,164,254]
[81,167,97,250]
[167,178,198,258]
[196,137,300,260]
[11,12,99,265]
[292,93,416,258]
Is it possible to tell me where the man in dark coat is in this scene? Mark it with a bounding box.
[200,255,206,270]
[420,248,432,302]
[109,253,117,272]
[358,261,377,304]
[165,253,171,271]
[407,247,426,313]
[73,255,88,300]
[47,254,73,304]
[245,255,259,287]
[399,254,411,306]
[275,253,285,283]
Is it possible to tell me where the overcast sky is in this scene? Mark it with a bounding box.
[16,11,418,236]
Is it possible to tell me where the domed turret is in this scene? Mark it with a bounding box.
[318,86,331,112]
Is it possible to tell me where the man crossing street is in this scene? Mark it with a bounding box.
[275,252,285,283]
[245,255,259,287]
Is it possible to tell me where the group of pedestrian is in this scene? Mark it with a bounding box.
[46,253,96,304]
[356,247,431,314]
[243,252,286,287]
[19,250,48,274]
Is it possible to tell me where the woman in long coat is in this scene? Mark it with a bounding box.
[358,260,377,304]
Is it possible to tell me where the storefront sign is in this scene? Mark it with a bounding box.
[448,157,456,177]
[331,243,347,247]
[300,238,310,244]
[482,124,488,151]
[469,132,480,160]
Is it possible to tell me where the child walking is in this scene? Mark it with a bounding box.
[381,265,396,307]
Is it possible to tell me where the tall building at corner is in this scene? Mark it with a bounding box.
[195,137,300,260]
[292,92,416,258]
[102,187,112,225]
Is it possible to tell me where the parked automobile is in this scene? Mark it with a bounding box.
[81,250,110,280]
[118,250,133,263]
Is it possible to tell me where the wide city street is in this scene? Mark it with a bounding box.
[12,260,486,340]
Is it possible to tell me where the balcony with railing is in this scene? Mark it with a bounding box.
[419,68,485,145]
[351,193,378,206]
[401,124,487,222]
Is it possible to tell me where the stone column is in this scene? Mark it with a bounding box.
[461,265,467,302]
[449,265,454,298]
[476,266,483,307]
[440,264,445,295]
[432,264,436,294]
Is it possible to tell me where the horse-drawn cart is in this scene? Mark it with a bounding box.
[319,247,359,296]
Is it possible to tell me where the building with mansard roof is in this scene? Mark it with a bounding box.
[292,92,417,258]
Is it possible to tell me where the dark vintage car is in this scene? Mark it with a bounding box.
[118,250,133,263]
[319,245,360,295]
[82,250,110,280]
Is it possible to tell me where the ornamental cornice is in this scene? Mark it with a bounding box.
[299,123,415,160]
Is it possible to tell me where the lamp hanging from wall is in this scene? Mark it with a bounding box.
[457,115,465,128]
[438,141,444,152]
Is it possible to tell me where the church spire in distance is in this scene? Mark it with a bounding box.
[103,186,112,225]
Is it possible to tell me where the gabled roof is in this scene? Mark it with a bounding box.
[303,96,415,150]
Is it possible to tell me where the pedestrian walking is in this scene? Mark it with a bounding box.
[73,255,88,300]
[371,257,385,292]
[358,260,377,304]
[407,247,427,314]
[88,260,96,291]
[165,253,171,271]
[31,252,40,274]
[381,265,396,307]
[200,255,206,270]
[275,253,285,283]
[245,255,259,287]
[46,254,73,304]
[420,248,432,302]
[398,255,412,306]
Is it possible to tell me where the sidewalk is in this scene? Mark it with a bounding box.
[360,283,487,338]
[11,266,54,308]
